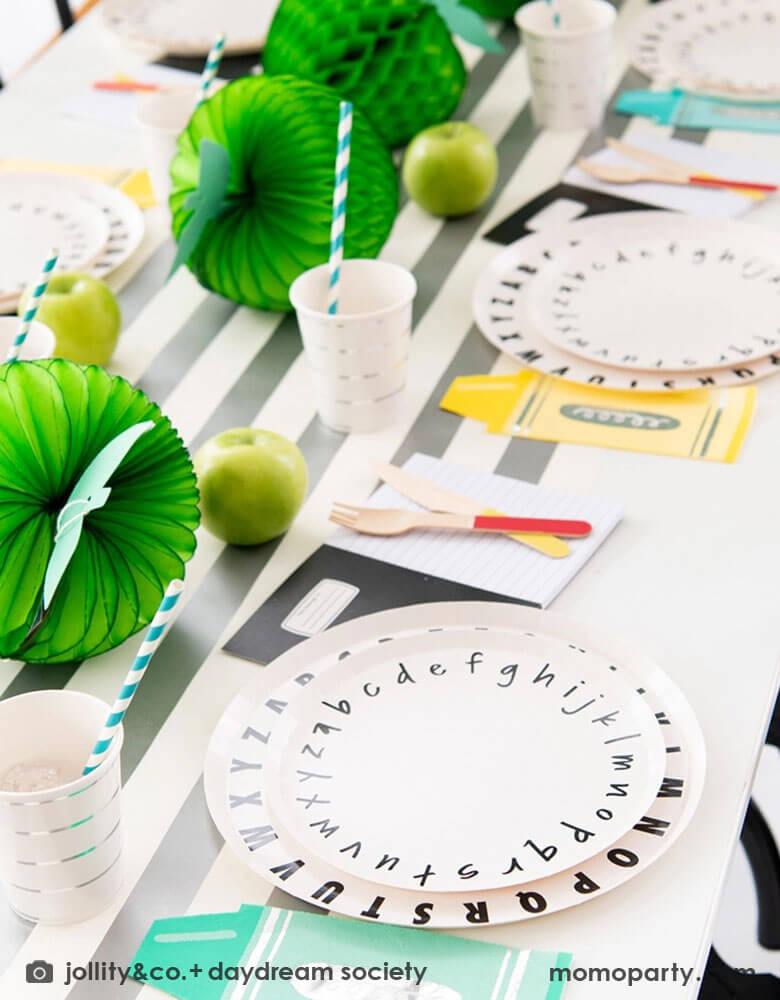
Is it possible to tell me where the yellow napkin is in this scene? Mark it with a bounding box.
[0,159,155,208]
[441,371,755,463]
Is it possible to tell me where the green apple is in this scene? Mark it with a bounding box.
[402,121,498,218]
[18,273,121,366]
[193,428,308,546]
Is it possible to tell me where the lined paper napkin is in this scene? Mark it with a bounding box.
[326,453,623,608]
[59,65,200,132]
[564,134,780,219]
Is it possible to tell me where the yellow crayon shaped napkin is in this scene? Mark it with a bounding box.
[440,371,756,463]
[0,159,155,208]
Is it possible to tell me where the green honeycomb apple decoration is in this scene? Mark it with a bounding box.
[461,0,523,18]
[263,0,501,149]
[169,75,398,311]
[0,359,199,665]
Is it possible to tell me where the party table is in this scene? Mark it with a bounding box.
[1,1,779,997]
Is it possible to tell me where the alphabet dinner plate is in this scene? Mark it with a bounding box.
[101,0,278,55]
[263,629,666,892]
[206,604,705,927]
[632,0,780,97]
[474,212,780,390]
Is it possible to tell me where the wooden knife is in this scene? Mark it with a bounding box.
[373,462,572,558]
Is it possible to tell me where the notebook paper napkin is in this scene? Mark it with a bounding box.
[564,134,780,219]
[131,904,572,1000]
[59,65,201,134]
[326,453,623,608]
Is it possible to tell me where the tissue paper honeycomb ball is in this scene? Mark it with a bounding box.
[263,0,468,148]
[462,0,523,18]
[0,359,199,664]
[169,75,398,312]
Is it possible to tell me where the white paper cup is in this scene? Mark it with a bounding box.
[308,364,407,404]
[517,0,616,131]
[289,259,417,434]
[0,691,123,925]
[135,90,196,205]
[0,317,55,360]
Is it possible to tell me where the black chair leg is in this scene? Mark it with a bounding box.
[699,948,779,999]
[54,0,74,31]
[741,800,780,951]
[155,53,260,79]
[767,692,779,750]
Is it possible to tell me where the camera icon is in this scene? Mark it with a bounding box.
[26,961,54,984]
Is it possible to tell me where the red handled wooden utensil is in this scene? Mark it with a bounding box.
[577,158,777,193]
[330,503,592,538]
[93,80,165,92]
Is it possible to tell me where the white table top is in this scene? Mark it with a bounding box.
[1,2,779,997]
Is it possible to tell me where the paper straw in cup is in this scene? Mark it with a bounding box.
[0,317,54,361]
[327,100,353,315]
[0,690,125,924]
[83,579,184,775]
[291,258,417,433]
[545,0,561,26]
[6,249,58,363]
[516,0,616,131]
[195,34,226,109]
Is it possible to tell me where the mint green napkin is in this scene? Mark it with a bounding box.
[131,904,571,999]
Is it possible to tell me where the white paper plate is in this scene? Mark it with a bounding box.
[518,213,780,372]
[632,0,780,97]
[206,604,705,927]
[101,0,278,56]
[0,174,144,314]
[0,175,109,304]
[56,175,145,285]
[474,213,780,390]
[264,629,666,892]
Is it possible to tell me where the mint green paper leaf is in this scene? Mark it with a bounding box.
[168,139,232,279]
[427,0,503,51]
[42,420,155,610]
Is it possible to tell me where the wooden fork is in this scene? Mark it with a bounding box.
[576,157,776,193]
[329,503,592,538]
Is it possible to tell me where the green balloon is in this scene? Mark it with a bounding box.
[0,359,199,664]
[263,0,468,149]
[169,75,399,312]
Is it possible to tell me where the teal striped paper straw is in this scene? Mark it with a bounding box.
[326,100,353,315]
[83,579,184,775]
[195,33,225,109]
[5,249,58,363]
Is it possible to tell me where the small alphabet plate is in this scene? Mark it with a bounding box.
[205,603,705,927]
[518,212,780,372]
[265,628,665,892]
